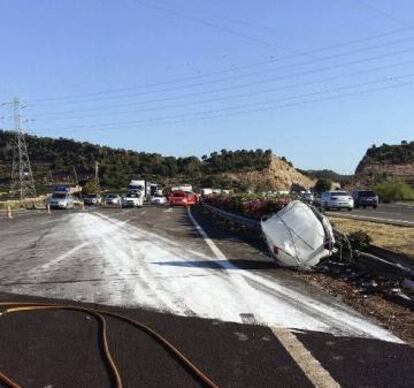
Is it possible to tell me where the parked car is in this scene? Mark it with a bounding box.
[105,193,121,206]
[321,191,354,211]
[150,194,167,205]
[84,194,102,206]
[169,190,197,207]
[48,192,75,209]
[352,190,379,209]
[300,191,314,204]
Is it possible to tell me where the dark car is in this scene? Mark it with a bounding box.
[352,190,379,209]
[84,193,102,206]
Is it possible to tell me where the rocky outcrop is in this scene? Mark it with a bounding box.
[355,141,414,187]
[227,155,315,191]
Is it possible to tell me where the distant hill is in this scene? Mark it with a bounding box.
[355,140,414,187]
[297,169,353,186]
[0,130,313,192]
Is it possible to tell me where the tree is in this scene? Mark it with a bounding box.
[82,180,100,195]
[314,178,332,193]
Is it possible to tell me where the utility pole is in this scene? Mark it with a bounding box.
[73,166,79,185]
[10,97,36,200]
[95,161,100,187]
[48,169,54,183]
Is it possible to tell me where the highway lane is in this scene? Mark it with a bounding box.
[0,205,413,387]
[326,203,414,226]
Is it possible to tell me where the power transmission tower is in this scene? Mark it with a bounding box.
[10,97,36,200]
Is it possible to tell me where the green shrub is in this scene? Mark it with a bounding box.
[347,230,372,251]
[374,180,414,202]
[314,178,332,193]
[82,180,100,195]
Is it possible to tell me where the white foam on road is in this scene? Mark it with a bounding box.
[0,211,401,343]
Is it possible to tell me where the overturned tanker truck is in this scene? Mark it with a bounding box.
[261,200,336,270]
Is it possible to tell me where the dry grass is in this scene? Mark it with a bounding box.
[0,196,46,210]
[329,217,414,258]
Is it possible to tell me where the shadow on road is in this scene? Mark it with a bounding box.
[152,259,277,270]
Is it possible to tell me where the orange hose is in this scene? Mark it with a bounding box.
[0,302,219,388]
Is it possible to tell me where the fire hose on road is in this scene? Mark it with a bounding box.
[0,302,219,388]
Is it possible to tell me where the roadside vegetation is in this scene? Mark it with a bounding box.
[374,180,414,202]
[204,194,290,219]
[0,196,46,210]
[329,217,414,258]
[314,178,333,193]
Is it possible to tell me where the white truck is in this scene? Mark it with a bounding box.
[123,180,146,207]
[172,184,193,192]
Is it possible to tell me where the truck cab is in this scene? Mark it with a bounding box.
[122,190,144,208]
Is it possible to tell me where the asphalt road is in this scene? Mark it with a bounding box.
[0,205,413,387]
[326,203,414,226]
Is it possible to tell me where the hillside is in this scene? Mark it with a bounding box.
[355,141,414,187]
[297,169,352,186]
[0,130,313,192]
[228,156,315,191]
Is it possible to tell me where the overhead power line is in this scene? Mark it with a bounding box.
[353,0,411,28]
[28,27,412,105]
[30,57,414,122]
[130,0,276,47]
[34,72,414,132]
[34,80,413,136]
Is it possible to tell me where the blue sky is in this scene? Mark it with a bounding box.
[1,0,414,173]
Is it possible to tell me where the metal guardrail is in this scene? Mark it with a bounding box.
[200,202,414,278]
[201,202,260,230]
[325,211,414,228]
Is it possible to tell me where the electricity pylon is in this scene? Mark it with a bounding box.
[10,97,36,200]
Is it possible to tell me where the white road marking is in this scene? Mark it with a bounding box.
[271,327,340,388]
[37,241,90,271]
[163,207,173,213]
[187,208,226,260]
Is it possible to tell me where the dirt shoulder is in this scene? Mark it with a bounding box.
[294,270,414,346]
